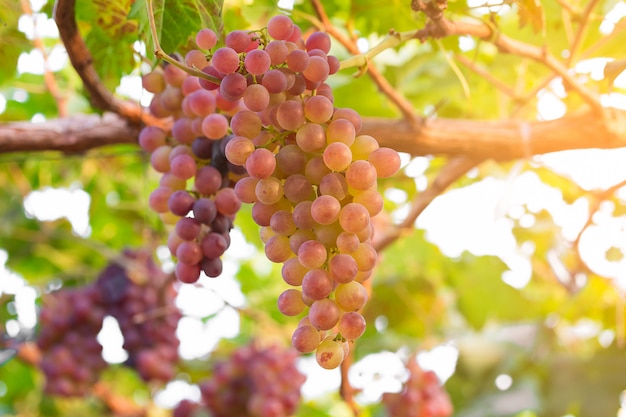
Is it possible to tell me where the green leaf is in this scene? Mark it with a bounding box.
[149,0,223,54]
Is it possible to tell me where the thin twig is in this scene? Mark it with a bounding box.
[307,0,418,121]
[374,156,482,252]
[455,53,517,99]
[566,0,602,66]
[21,0,68,117]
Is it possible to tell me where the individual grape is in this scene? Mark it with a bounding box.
[149,186,173,213]
[286,49,310,72]
[168,190,195,216]
[305,156,332,185]
[175,217,201,241]
[291,324,321,353]
[301,268,333,300]
[296,122,326,153]
[336,231,360,254]
[276,145,307,176]
[328,253,359,284]
[211,47,240,74]
[225,30,251,52]
[315,337,344,369]
[255,176,284,205]
[327,118,356,146]
[351,134,379,160]
[352,242,378,271]
[245,148,276,179]
[198,65,221,90]
[335,281,368,311]
[310,194,341,225]
[230,110,262,139]
[292,200,316,230]
[193,198,218,224]
[352,189,384,217]
[319,172,348,200]
[234,176,259,203]
[171,118,196,144]
[142,68,166,93]
[264,235,292,263]
[268,15,295,40]
[368,147,402,178]
[202,113,229,140]
[163,64,188,88]
[276,100,305,131]
[194,165,222,195]
[196,28,218,50]
[170,153,197,180]
[270,210,297,236]
[201,232,229,258]
[289,229,316,254]
[283,174,315,203]
[277,289,306,316]
[338,202,370,234]
[338,311,366,340]
[202,257,223,277]
[176,240,203,265]
[185,49,208,69]
[261,68,288,93]
[323,142,352,172]
[187,89,217,117]
[243,83,270,112]
[150,145,172,173]
[346,160,377,190]
[304,95,333,123]
[139,126,167,152]
[244,49,271,75]
[302,55,330,83]
[281,257,308,286]
[214,187,241,216]
[220,72,247,101]
[309,298,340,330]
[297,240,327,269]
[305,31,331,54]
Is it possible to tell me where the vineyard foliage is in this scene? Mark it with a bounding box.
[1,0,626,416]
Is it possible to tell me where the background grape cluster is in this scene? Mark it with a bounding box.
[173,343,305,417]
[142,14,401,370]
[382,359,454,417]
[36,249,181,396]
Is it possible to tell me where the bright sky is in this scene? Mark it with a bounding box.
[2,0,626,409]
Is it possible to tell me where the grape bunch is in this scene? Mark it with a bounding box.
[96,249,182,382]
[173,343,306,417]
[382,359,453,417]
[37,285,107,397]
[142,14,401,368]
[141,63,245,284]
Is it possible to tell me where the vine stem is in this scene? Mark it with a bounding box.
[145,0,221,84]
[338,29,420,70]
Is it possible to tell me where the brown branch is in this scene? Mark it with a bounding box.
[308,0,418,121]
[566,0,602,66]
[411,0,603,113]
[374,156,481,252]
[20,0,68,117]
[53,0,160,126]
[2,108,626,158]
[455,53,518,99]
[0,113,140,154]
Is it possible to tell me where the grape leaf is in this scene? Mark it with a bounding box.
[517,0,545,34]
[130,0,223,55]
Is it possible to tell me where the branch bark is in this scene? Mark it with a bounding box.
[2,108,625,159]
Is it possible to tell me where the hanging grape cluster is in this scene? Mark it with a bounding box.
[37,286,108,396]
[142,14,401,369]
[96,249,181,382]
[36,249,181,396]
[172,343,305,417]
[382,359,454,417]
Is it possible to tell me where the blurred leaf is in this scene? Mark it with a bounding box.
[517,0,545,33]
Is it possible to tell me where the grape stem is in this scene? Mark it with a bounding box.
[338,29,421,71]
[145,0,222,84]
